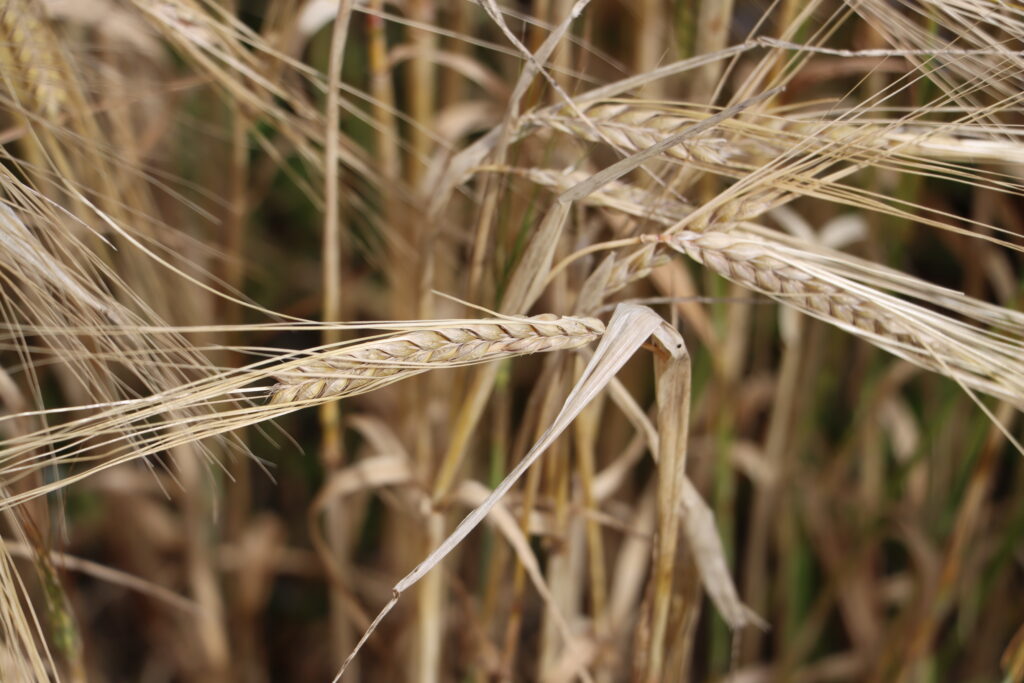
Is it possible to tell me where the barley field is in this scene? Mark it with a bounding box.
[0,1,1023,681]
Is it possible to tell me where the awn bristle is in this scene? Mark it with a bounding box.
[269,314,605,404]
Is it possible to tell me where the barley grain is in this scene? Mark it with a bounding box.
[605,244,671,295]
[668,229,1024,402]
[523,101,737,165]
[0,0,68,118]
[270,314,605,404]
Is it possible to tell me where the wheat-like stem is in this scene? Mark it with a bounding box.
[269,314,605,404]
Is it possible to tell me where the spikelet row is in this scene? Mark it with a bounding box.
[0,0,68,118]
[668,229,1024,402]
[523,101,738,165]
[270,314,605,404]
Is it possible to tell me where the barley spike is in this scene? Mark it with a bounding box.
[269,314,604,404]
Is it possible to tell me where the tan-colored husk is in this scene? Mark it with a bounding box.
[270,314,605,404]
[668,229,1024,404]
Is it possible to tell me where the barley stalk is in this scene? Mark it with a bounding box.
[270,314,605,404]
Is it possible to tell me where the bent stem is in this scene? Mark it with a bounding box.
[645,326,692,681]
